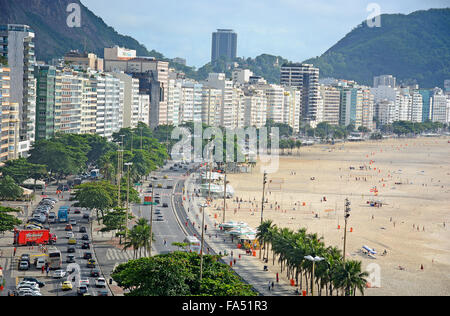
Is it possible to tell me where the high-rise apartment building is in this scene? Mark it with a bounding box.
[211,29,237,63]
[201,86,222,127]
[319,85,340,126]
[431,89,449,124]
[0,65,20,161]
[373,75,396,88]
[280,63,319,126]
[34,65,57,140]
[419,89,432,122]
[56,69,82,135]
[205,73,234,129]
[0,24,36,157]
[243,88,267,129]
[112,72,141,128]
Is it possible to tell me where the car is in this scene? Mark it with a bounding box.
[62,281,73,291]
[79,226,87,233]
[18,289,42,296]
[154,210,162,215]
[53,270,66,279]
[148,183,153,188]
[68,238,77,245]
[69,219,77,226]
[18,261,30,271]
[83,252,92,260]
[95,278,106,288]
[87,259,96,268]
[79,278,90,287]
[20,254,30,262]
[157,184,163,188]
[83,213,90,220]
[82,242,90,250]
[17,281,40,290]
[77,285,88,296]
[90,269,100,277]
[22,278,45,288]
[156,216,164,222]
[65,224,73,231]
[162,203,169,208]
[34,257,46,269]
[97,290,109,297]
[68,247,76,253]
[81,234,89,241]
[66,255,76,263]
[66,232,75,239]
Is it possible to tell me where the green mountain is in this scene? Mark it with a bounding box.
[0,0,165,62]
[304,8,450,88]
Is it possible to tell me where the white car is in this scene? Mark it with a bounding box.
[95,278,106,288]
[18,289,42,296]
[17,281,40,291]
[79,278,90,287]
[66,232,75,239]
[53,270,66,279]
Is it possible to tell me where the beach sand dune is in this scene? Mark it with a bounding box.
[206,137,450,296]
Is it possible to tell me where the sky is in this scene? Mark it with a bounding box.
[81,0,450,68]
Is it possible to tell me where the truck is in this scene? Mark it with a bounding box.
[58,206,69,223]
[14,229,57,246]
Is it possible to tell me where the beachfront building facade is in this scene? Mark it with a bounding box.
[319,85,340,126]
[0,24,37,157]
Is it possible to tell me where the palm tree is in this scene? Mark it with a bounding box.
[256,220,275,260]
[333,260,369,296]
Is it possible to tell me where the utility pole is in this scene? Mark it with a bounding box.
[200,204,206,282]
[149,181,154,257]
[261,171,268,225]
[223,162,227,224]
[343,198,351,262]
[124,162,133,242]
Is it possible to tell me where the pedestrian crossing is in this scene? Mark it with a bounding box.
[105,248,151,262]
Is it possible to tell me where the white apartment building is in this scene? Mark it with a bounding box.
[283,87,301,133]
[232,69,253,85]
[93,73,124,140]
[201,86,222,127]
[56,69,82,135]
[205,73,235,129]
[263,84,285,124]
[319,85,340,126]
[411,91,423,123]
[112,72,140,128]
[432,90,449,123]
[243,88,267,129]
[376,100,397,126]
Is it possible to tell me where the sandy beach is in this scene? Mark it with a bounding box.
[205,137,450,296]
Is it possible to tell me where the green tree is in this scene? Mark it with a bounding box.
[0,158,47,185]
[0,176,24,201]
[0,206,22,235]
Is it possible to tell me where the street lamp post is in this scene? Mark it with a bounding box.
[124,162,133,242]
[304,255,325,296]
[343,198,351,262]
[261,171,268,225]
[199,203,207,282]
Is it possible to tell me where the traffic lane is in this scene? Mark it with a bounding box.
[133,186,186,254]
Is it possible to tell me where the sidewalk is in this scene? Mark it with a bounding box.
[183,175,295,297]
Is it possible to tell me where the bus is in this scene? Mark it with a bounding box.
[58,206,69,223]
[184,236,201,254]
[47,247,62,270]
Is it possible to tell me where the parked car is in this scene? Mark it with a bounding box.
[18,261,30,271]
[22,278,45,288]
[79,227,87,233]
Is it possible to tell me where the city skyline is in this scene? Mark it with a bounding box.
[82,0,450,67]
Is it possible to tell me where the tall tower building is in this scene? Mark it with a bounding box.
[373,75,396,88]
[281,63,320,126]
[211,29,237,63]
[0,24,36,157]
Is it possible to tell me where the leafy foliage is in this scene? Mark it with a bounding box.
[112,252,257,296]
[0,158,47,185]
[0,176,24,201]
[0,206,22,234]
